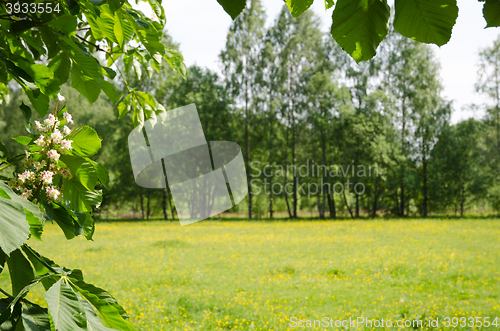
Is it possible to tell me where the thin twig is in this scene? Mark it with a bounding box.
[75,35,109,54]
[115,64,132,92]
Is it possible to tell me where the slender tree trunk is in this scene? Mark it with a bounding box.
[321,139,335,218]
[317,187,323,218]
[245,75,252,220]
[167,188,176,219]
[400,184,405,216]
[343,188,353,218]
[322,189,326,218]
[395,189,400,215]
[269,97,274,219]
[328,193,336,218]
[269,188,273,219]
[284,118,292,219]
[423,151,428,218]
[400,97,406,217]
[269,169,274,219]
[289,65,297,219]
[146,192,151,220]
[355,193,359,218]
[372,178,378,217]
[460,182,465,217]
[162,189,168,220]
[140,194,145,220]
[495,68,500,152]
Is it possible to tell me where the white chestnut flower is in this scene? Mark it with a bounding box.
[35,121,45,132]
[51,129,63,144]
[47,149,60,163]
[62,126,71,136]
[46,187,61,201]
[61,139,73,151]
[57,93,66,102]
[34,135,45,147]
[63,112,74,125]
[21,190,32,199]
[44,114,56,127]
[18,171,34,184]
[17,173,27,184]
[59,168,72,179]
[34,160,47,171]
[41,171,54,185]
[22,150,32,167]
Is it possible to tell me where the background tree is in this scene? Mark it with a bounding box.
[220,0,266,220]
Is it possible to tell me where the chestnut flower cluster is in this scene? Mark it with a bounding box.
[9,107,74,202]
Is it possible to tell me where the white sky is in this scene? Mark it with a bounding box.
[143,0,500,124]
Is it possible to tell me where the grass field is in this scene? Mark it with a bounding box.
[1,219,499,330]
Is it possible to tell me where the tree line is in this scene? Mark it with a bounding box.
[2,1,499,220]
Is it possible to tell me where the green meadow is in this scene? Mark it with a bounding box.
[1,219,499,330]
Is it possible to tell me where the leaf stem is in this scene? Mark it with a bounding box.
[0,163,11,172]
[22,244,58,274]
[115,64,132,92]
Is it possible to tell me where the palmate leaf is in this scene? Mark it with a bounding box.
[100,81,117,103]
[12,136,32,146]
[286,0,314,18]
[29,65,60,99]
[68,126,102,158]
[44,201,95,241]
[483,0,500,28]
[73,212,95,241]
[21,301,51,331]
[216,0,246,19]
[25,210,44,242]
[44,278,88,331]
[25,88,49,119]
[114,13,125,48]
[48,52,72,84]
[96,5,119,43]
[22,246,53,278]
[60,155,99,190]
[19,102,32,126]
[146,0,166,25]
[71,67,101,104]
[6,249,35,297]
[87,159,110,189]
[0,298,23,331]
[49,203,81,240]
[0,181,44,241]
[331,0,390,63]
[45,14,78,35]
[394,0,458,46]
[62,178,102,213]
[69,278,134,330]
[0,195,30,256]
[81,301,115,331]
[21,246,60,291]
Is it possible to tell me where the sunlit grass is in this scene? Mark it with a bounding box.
[1,219,499,330]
